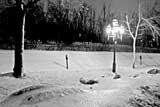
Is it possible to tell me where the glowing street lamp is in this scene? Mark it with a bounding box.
[105,19,125,74]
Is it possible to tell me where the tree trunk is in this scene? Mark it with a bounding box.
[132,38,136,68]
[13,4,25,78]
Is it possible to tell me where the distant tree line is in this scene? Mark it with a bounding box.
[0,0,101,44]
[0,0,159,47]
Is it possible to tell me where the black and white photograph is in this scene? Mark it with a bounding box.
[0,0,160,106]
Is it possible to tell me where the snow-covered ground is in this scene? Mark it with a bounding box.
[0,50,160,107]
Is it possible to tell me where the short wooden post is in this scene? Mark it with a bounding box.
[66,54,68,69]
[140,55,142,65]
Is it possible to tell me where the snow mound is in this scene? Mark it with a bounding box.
[147,69,160,74]
[21,91,54,105]
[0,85,48,105]
[21,87,85,105]
[9,85,47,97]
[79,78,98,85]
[113,74,121,79]
[0,85,86,107]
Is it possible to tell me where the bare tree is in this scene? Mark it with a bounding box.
[125,1,160,68]
[125,3,141,68]
[13,0,40,78]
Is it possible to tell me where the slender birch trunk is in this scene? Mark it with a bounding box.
[132,38,136,68]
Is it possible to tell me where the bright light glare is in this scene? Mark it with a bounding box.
[119,25,125,34]
[105,19,125,41]
[106,24,111,35]
[106,24,125,36]
[112,26,119,35]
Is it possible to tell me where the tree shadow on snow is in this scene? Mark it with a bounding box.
[136,61,160,68]
[0,72,14,77]
[143,64,160,67]
[53,61,66,68]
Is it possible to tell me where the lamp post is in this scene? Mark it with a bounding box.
[105,19,124,74]
[113,40,116,73]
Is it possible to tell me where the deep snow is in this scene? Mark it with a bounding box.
[0,50,160,107]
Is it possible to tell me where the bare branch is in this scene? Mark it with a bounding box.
[142,17,160,36]
[138,28,145,31]
[146,16,160,20]
[138,33,143,36]
[125,15,134,39]
[135,3,141,39]
[139,23,147,27]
